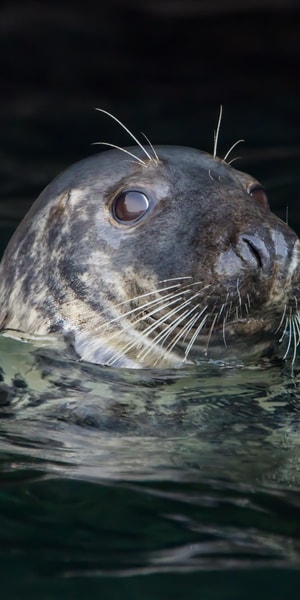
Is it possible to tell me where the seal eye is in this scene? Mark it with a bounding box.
[248,185,269,210]
[112,190,150,223]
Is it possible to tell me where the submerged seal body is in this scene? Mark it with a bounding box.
[0,144,299,368]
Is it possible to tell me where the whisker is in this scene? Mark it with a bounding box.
[223,139,245,163]
[182,308,208,345]
[95,277,201,323]
[213,301,227,346]
[293,314,300,349]
[158,304,201,357]
[279,316,289,343]
[283,318,293,360]
[95,108,153,161]
[236,278,242,309]
[291,317,298,365]
[227,156,242,166]
[109,279,210,327]
[142,306,194,364]
[213,105,223,158]
[105,291,190,362]
[140,132,159,162]
[107,292,191,365]
[295,313,300,340]
[275,304,287,335]
[92,142,146,166]
[151,310,202,367]
[95,281,211,364]
[217,300,226,320]
[294,295,298,312]
[222,308,229,347]
[184,309,209,361]
[136,289,209,362]
[205,312,219,354]
[157,276,192,283]
[92,282,186,333]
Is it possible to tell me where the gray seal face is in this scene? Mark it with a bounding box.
[0,145,299,368]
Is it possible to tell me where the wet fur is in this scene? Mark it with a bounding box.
[0,138,299,368]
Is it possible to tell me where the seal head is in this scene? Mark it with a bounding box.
[0,145,299,367]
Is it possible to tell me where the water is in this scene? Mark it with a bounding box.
[2,326,300,598]
[1,107,300,599]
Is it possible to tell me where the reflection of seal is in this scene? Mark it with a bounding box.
[0,143,299,368]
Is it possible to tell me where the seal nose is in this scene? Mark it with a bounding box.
[240,234,271,272]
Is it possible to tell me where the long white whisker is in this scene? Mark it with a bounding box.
[227,156,242,166]
[223,139,245,163]
[176,306,205,346]
[216,301,225,321]
[283,318,293,359]
[92,142,145,165]
[213,105,223,158]
[136,289,208,362]
[92,277,201,326]
[291,317,298,365]
[220,293,230,347]
[236,278,242,309]
[93,283,186,332]
[184,309,209,360]
[158,304,201,356]
[294,295,298,312]
[105,291,190,363]
[142,307,194,364]
[292,315,300,366]
[222,309,229,347]
[279,316,289,343]
[151,308,202,366]
[205,312,219,354]
[95,108,153,161]
[129,283,211,337]
[157,276,192,283]
[96,281,211,364]
[140,132,159,162]
[107,293,191,365]
[90,281,194,336]
[294,314,300,344]
[275,304,287,335]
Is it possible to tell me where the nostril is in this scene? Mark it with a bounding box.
[241,236,265,270]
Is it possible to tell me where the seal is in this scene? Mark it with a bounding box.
[0,136,299,368]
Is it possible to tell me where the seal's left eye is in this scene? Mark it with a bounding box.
[112,191,150,223]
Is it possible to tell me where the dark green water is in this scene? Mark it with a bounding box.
[2,351,300,600]
[1,114,300,600]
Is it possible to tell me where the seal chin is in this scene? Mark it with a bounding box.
[0,144,299,368]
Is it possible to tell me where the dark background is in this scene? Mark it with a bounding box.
[1,5,300,598]
[1,0,300,242]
